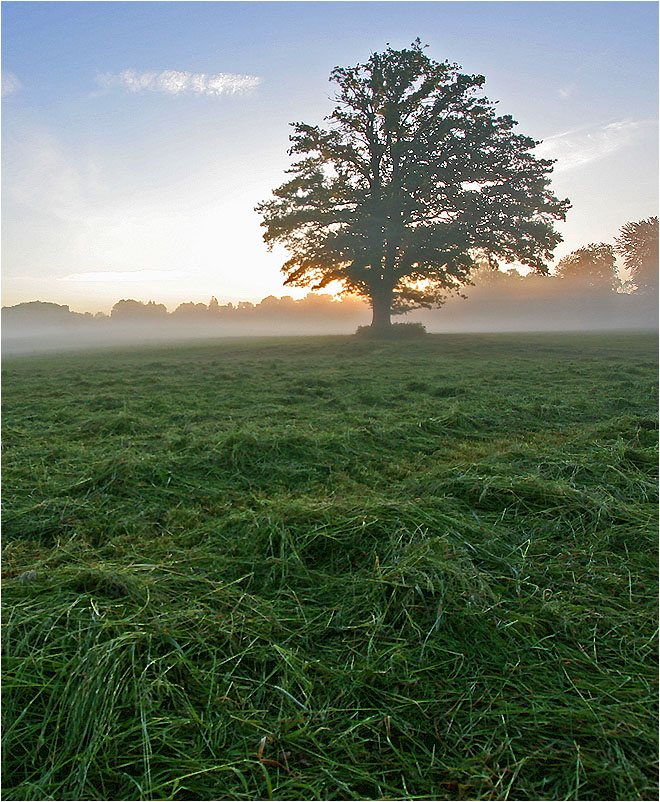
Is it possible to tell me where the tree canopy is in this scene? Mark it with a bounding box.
[554,243,620,291]
[615,216,658,296]
[256,40,570,332]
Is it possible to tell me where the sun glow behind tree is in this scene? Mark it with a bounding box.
[1,3,657,312]
[257,41,570,333]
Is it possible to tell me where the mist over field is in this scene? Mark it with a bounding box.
[3,272,657,356]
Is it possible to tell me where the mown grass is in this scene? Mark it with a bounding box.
[2,331,658,801]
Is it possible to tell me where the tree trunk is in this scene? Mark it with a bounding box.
[370,289,393,334]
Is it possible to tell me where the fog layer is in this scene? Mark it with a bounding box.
[3,274,657,356]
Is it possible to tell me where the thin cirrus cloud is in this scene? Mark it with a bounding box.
[2,72,22,97]
[96,69,261,97]
[535,119,651,173]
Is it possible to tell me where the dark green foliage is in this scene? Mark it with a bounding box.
[257,41,570,331]
[2,332,658,800]
[615,216,659,296]
[555,243,620,291]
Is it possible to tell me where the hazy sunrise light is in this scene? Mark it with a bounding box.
[2,1,657,315]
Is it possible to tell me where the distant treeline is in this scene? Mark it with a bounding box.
[2,293,367,326]
[412,265,658,331]
[1,293,370,353]
[2,267,657,349]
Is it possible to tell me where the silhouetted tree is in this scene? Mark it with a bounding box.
[172,301,208,318]
[469,263,525,289]
[2,301,73,320]
[615,216,658,296]
[257,40,570,334]
[111,299,168,319]
[554,243,620,291]
[257,295,281,311]
[1,301,88,326]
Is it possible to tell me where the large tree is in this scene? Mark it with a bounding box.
[615,216,658,296]
[554,243,620,292]
[256,41,570,333]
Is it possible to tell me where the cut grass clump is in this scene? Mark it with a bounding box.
[2,331,657,801]
[77,410,151,436]
[63,565,152,602]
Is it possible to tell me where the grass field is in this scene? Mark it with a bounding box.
[2,331,658,801]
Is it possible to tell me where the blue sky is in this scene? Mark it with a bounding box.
[2,1,658,312]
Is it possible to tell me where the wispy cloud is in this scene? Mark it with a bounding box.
[96,69,260,98]
[59,270,185,283]
[535,119,651,172]
[2,72,22,97]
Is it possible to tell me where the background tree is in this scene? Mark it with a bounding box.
[257,40,570,333]
[172,301,209,319]
[110,299,168,319]
[554,243,620,292]
[615,216,658,296]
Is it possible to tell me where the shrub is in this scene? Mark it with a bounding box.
[355,322,427,339]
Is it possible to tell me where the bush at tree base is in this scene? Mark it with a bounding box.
[355,322,427,339]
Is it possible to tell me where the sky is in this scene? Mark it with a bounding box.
[2,0,658,313]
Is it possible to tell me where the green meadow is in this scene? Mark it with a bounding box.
[2,331,658,801]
